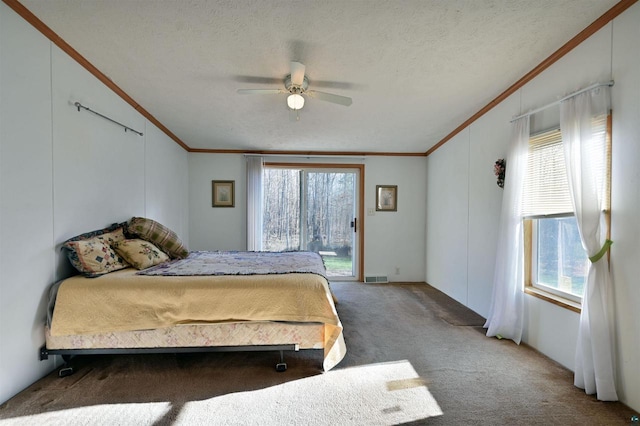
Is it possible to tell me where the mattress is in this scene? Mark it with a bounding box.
[45,321,324,350]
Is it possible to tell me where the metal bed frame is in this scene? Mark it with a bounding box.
[40,344,305,377]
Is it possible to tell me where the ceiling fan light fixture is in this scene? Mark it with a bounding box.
[287,94,304,110]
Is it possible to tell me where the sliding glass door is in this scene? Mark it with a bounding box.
[262,165,360,280]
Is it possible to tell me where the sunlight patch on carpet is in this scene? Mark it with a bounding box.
[176,360,443,425]
[0,362,442,425]
[0,402,172,425]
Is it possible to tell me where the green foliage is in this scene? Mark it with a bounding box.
[323,256,353,276]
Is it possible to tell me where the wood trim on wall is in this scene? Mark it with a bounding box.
[189,148,427,157]
[524,287,581,314]
[425,0,638,157]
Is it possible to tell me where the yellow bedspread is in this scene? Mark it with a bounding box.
[50,268,346,370]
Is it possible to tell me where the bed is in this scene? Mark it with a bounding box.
[40,219,346,373]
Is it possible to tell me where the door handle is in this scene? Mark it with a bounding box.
[350,218,357,233]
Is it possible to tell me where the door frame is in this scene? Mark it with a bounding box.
[265,162,364,281]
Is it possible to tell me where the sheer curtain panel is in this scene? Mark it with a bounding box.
[246,156,264,251]
[484,116,530,344]
[560,86,617,401]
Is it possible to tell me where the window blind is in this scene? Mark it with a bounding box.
[521,114,609,217]
[521,128,571,217]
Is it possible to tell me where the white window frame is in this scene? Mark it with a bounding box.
[529,214,583,305]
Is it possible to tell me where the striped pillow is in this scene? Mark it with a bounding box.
[127,217,189,259]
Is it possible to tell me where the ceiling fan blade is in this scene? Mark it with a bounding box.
[307,90,352,106]
[237,89,285,95]
[290,61,306,86]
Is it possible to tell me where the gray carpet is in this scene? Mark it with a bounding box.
[0,282,636,425]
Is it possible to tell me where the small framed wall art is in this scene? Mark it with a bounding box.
[212,180,235,207]
[376,185,397,211]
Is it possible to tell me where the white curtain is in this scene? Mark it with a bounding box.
[484,116,530,344]
[560,86,617,401]
[246,156,264,251]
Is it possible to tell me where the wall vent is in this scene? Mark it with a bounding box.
[364,275,388,283]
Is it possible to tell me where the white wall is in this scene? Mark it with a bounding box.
[467,95,520,316]
[0,2,55,403]
[50,46,147,276]
[188,153,247,251]
[426,130,469,304]
[144,123,189,239]
[0,3,189,404]
[425,3,640,411]
[364,156,427,282]
[188,154,427,282]
[426,92,518,313]
[610,2,640,409]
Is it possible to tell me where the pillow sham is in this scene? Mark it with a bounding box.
[62,224,130,277]
[63,236,129,277]
[113,239,170,270]
[127,217,189,259]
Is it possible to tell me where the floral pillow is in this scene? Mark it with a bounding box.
[63,235,129,277]
[62,225,130,277]
[95,228,127,245]
[127,217,189,259]
[113,239,170,270]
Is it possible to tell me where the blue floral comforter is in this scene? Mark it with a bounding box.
[138,250,327,279]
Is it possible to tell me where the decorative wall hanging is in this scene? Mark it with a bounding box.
[376,185,397,211]
[212,180,235,207]
[494,159,506,188]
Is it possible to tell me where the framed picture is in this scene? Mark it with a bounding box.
[212,180,235,207]
[376,185,397,211]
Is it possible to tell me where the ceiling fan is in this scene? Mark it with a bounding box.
[237,62,352,117]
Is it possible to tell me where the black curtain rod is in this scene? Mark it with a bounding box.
[74,101,143,136]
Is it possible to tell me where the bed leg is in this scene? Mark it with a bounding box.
[58,355,75,378]
[275,350,287,372]
[58,366,74,378]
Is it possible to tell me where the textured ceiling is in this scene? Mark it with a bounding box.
[20,0,619,153]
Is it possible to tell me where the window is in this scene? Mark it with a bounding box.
[530,216,587,303]
[522,115,610,310]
